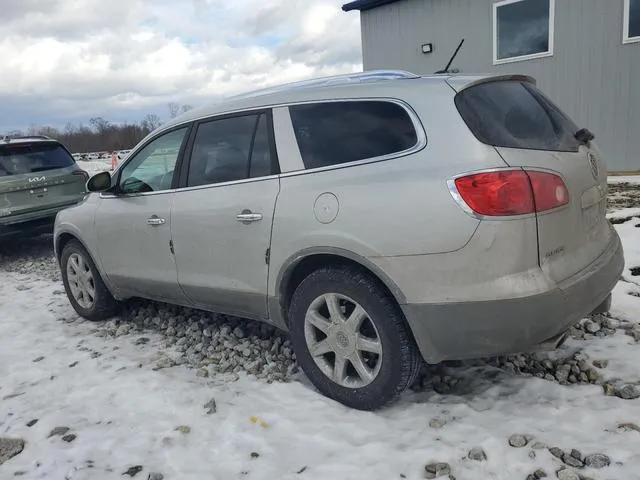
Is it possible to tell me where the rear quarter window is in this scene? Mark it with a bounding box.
[454,81,580,152]
[289,100,419,169]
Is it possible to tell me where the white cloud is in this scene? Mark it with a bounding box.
[0,0,362,129]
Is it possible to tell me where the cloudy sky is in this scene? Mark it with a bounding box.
[0,0,362,132]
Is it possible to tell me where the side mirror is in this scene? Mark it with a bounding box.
[87,171,112,192]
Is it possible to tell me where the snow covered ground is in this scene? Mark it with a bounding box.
[1,185,639,480]
[76,159,112,176]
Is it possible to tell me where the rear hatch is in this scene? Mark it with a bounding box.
[0,141,88,222]
[454,78,611,284]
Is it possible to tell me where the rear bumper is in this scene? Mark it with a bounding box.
[0,201,82,239]
[402,231,625,363]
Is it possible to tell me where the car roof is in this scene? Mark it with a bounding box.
[152,70,535,138]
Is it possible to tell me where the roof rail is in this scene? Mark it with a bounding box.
[1,135,52,143]
[228,70,420,101]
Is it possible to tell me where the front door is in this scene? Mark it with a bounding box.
[96,126,191,303]
[171,111,280,320]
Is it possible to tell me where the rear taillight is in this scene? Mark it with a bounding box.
[72,170,89,182]
[452,169,568,217]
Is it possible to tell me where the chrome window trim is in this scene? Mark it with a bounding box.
[280,97,427,177]
[108,97,427,193]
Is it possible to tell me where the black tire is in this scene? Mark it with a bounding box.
[288,266,422,410]
[60,240,118,321]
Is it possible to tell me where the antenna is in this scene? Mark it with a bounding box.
[435,39,465,74]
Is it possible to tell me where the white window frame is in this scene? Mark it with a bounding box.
[492,0,555,65]
[623,0,640,44]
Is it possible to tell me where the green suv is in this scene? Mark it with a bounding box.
[0,135,89,239]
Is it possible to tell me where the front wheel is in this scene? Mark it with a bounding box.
[60,240,118,321]
[288,267,422,410]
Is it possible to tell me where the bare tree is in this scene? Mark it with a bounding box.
[141,113,162,132]
[168,102,181,118]
[181,104,194,114]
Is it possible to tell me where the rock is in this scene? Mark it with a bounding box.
[250,452,260,459]
[69,361,79,368]
[196,368,209,378]
[26,419,38,427]
[122,465,144,477]
[583,320,601,333]
[533,469,547,479]
[569,449,583,461]
[555,365,571,384]
[147,473,164,480]
[134,337,150,345]
[175,425,191,434]
[549,447,564,459]
[424,462,451,479]
[561,453,583,468]
[592,359,609,369]
[508,434,528,448]
[48,426,70,438]
[584,453,610,468]
[62,434,76,443]
[0,438,25,466]
[233,327,245,339]
[529,451,536,459]
[603,383,616,396]
[618,422,640,432]
[467,447,487,461]
[115,324,132,337]
[429,418,446,429]
[556,469,580,480]
[32,356,45,363]
[204,398,217,414]
[617,384,640,400]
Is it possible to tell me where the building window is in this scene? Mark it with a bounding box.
[493,0,555,65]
[624,0,640,43]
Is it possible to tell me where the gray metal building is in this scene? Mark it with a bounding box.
[343,0,640,172]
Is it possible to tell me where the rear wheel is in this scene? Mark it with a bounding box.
[288,266,422,410]
[60,240,118,321]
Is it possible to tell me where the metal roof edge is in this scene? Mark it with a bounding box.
[342,0,403,12]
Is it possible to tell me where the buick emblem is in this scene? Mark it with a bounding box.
[588,153,599,179]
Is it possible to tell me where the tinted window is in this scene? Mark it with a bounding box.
[629,0,640,39]
[119,127,188,194]
[187,113,273,187]
[495,0,551,61]
[289,101,418,169]
[0,142,74,177]
[455,81,580,152]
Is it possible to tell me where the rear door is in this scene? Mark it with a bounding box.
[171,111,280,321]
[0,141,87,221]
[454,79,611,284]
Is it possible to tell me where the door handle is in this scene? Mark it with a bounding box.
[236,210,263,224]
[146,215,166,226]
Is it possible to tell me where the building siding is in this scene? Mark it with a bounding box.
[360,0,640,171]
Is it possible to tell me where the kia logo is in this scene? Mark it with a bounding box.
[28,176,46,183]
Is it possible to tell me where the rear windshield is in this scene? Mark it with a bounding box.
[0,142,75,177]
[455,81,581,152]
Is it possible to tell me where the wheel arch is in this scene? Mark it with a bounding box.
[274,247,407,328]
[55,230,120,299]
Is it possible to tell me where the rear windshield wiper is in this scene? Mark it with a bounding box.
[574,127,595,144]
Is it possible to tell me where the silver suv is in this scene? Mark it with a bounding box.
[54,71,624,410]
[1,136,88,239]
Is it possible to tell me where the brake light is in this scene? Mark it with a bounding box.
[452,170,568,216]
[72,170,89,182]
